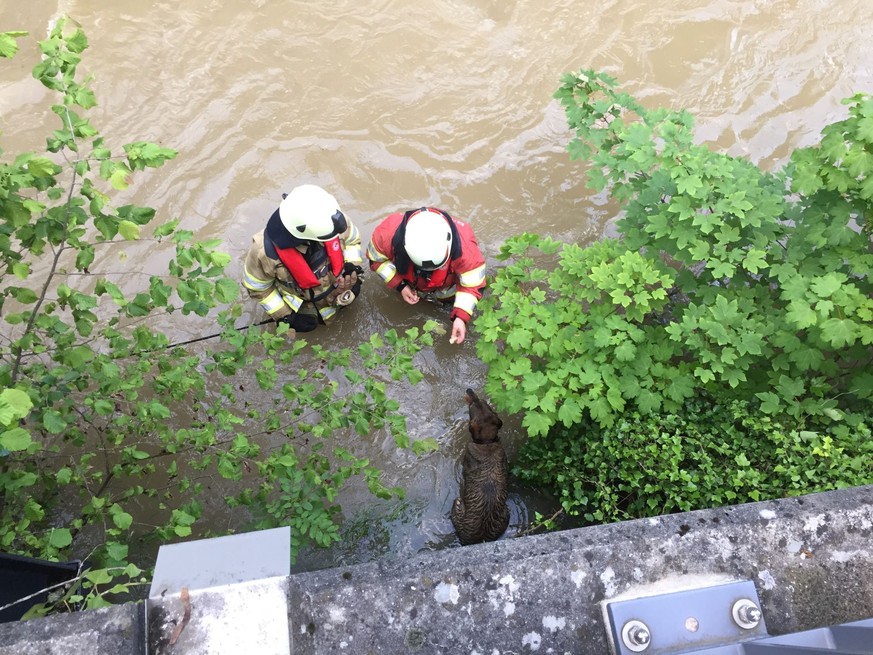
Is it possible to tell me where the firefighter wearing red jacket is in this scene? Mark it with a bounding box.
[367,207,486,345]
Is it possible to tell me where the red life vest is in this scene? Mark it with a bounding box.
[274,237,344,289]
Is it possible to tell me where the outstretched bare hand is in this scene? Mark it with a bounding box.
[450,317,466,345]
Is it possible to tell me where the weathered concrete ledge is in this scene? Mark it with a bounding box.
[1,485,872,654]
[0,602,143,654]
[288,484,873,653]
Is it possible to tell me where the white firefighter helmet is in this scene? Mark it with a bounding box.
[278,185,347,241]
[404,209,452,270]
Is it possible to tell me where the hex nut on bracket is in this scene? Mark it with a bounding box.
[621,619,652,652]
[731,599,762,629]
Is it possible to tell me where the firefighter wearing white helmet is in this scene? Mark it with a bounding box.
[279,185,347,241]
[367,207,486,345]
[242,184,364,333]
[404,210,453,270]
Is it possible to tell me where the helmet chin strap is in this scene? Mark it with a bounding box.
[414,251,449,272]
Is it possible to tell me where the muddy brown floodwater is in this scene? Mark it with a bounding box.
[2,0,872,568]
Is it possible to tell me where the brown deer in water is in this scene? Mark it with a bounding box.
[451,388,509,545]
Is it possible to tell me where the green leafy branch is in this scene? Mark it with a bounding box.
[478,69,873,436]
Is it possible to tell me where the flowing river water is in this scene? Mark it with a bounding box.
[2,0,872,569]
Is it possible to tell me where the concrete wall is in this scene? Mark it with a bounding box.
[1,485,872,654]
[287,485,873,654]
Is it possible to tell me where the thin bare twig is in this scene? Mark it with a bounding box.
[0,560,130,614]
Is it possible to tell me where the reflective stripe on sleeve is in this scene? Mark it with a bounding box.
[278,291,304,313]
[366,241,389,262]
[343,225,363,262]
[375,261,397,284]
[343,243,363,263]
[453,290,479,315]
[259,289,288,315]
[243,266,274,292]
[431,285,457,300]
[318,305,337,321]
[458,264,486,289]
[345,223,361,243]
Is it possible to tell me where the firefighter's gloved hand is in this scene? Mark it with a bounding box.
[328,271,359,305]
[280,312,318,333]
[342,262,364,277]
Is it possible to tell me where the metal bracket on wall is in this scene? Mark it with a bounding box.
[605,580,768,655]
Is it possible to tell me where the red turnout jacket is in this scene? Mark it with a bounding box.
[367,210,486,322]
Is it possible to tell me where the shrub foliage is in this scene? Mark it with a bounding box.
[475,69,873,519]
[513,396,873,523]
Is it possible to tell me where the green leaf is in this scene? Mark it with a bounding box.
[109,164,131,190]
[0,31,28,58]
[84,569,114,585]
[614,340,637,362]
[675,174,703,196]
[557,398,583,426]
[123,563,142,578]
[65,28,89,54]
[820,318,857,348]
[1,427,32,451]
[810,274,843,298]
[11,262,30,279]
[10,287,38,304]
[507,357,532,376]
[786,301,817,329]
[214,278,239,303]
[522,410,553,437]
[411,438,440,455]
[63,346,95,368]
[756,392,782,414]
[27,156,58,177]
[153,219,179,238]
[118,220,140,240]
[174,525,192,537]
[111,507,133,530]
[49,528,73,549]
[506,328,534,350]
[42,410,67,434]
[0,388,33,426]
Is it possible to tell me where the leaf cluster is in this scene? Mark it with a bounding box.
[476,69,873,437]
[512,396,873,524]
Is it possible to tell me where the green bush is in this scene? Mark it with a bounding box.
[475,69,873,525]
[476,70,873,436]
[513,396,873,523]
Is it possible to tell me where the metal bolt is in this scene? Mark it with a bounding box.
[621,619,652,652]
[732,599,762,629]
